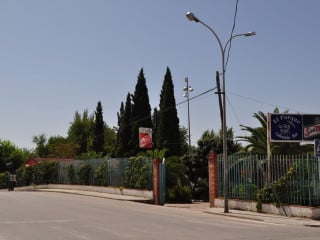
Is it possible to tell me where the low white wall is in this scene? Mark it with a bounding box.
[14,184,154,200]
[214,198,320,219]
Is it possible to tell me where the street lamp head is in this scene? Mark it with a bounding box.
[186,12,200,22]
[244,31,256,37]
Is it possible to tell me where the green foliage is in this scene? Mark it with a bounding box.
[0,172,9,189]
[128,68,153,156]
[143,148,168,159]
[165,156,192,203]
[124,157,152,189]
[232,182,259,200]
[35,161,59,184]
[93,101,105,154]
[32,134,49,157]
[0,139,29,173]
[94,160,109,186]
[157,67,181,156]
[77,162,92,185]
[68,110,95,154]
[256,166,297,212]
[182,128,240,201]
[16,161,59,186]
[116,93,132,157]
[166,180,192,203]
[21,166,34,185]
[67,164,76,184]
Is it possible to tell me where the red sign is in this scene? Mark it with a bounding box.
[139,128,153,148]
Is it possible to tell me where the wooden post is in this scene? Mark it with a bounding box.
[153,158,161,205]
[207,151,218,208]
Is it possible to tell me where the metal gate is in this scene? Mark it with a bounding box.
[159,162,166,205]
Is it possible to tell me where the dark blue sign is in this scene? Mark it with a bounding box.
[270,114,303,142]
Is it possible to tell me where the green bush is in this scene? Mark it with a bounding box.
[77,162,92,185]
[94,160,109,186]
[15,161,59,186]
[256,166,297,212]
[232,182,259,200]
[124,157,152,189]
[166,180,192,203]
[33,161,59,184]
[67,164,76,184]
[165,156,192,203]
[0,172,9,189]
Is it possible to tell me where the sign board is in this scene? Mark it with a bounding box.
[270,114,320,142]
[139,127,153,149]
[270,114,302,142]
[303,115,320,140]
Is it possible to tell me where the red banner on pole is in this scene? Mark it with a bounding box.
[139,127,153,149]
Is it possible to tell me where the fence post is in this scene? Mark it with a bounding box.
[153,158,161,205]
[208,151,218,208]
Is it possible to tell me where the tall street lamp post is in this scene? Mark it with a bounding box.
[186,11,255,213]
[183,77,193,159]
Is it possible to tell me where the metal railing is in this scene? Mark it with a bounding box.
[56,157,153,189]
[218,154,320,206]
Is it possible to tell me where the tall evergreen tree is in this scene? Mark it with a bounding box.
[152,107,160,149]
[157,67,181,156]
[93,101,105,154]
[129,68,153,155]
[116,93,132,157]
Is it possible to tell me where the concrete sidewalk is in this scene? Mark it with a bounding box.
[164,202,320,226]
[206,207,320,226]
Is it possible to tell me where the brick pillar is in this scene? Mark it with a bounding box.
[207,151,218,208]
[153,158,161,205]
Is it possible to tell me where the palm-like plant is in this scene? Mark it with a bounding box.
[238,111,269,155]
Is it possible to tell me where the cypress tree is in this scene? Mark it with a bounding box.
[93,101,105,154]
[129,68,153,155]
[116,93,133,157]
[152,107,160,149]
[158,67,181,156]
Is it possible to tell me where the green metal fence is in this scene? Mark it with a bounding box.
[218,154,320,206]
[57,157,153,189]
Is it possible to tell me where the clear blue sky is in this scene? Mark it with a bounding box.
[1,0,319,150]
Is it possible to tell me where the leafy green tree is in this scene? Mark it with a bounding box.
[157,67,181,156]
[152,107,160,149]
[116,93,133,157]
[93,101,105,154]
[68,110,94,154]
[129,68,153,156]
[182,128,240,200]
[103,126,116,157]
[46,135,80,158]
[33,134,49,157]
[0,140,29,173]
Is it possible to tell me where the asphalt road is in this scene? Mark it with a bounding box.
[0,192,319,240]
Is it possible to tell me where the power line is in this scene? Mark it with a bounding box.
[228,91,302,113]
[117,87,217,130]
[225,0,239,72]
